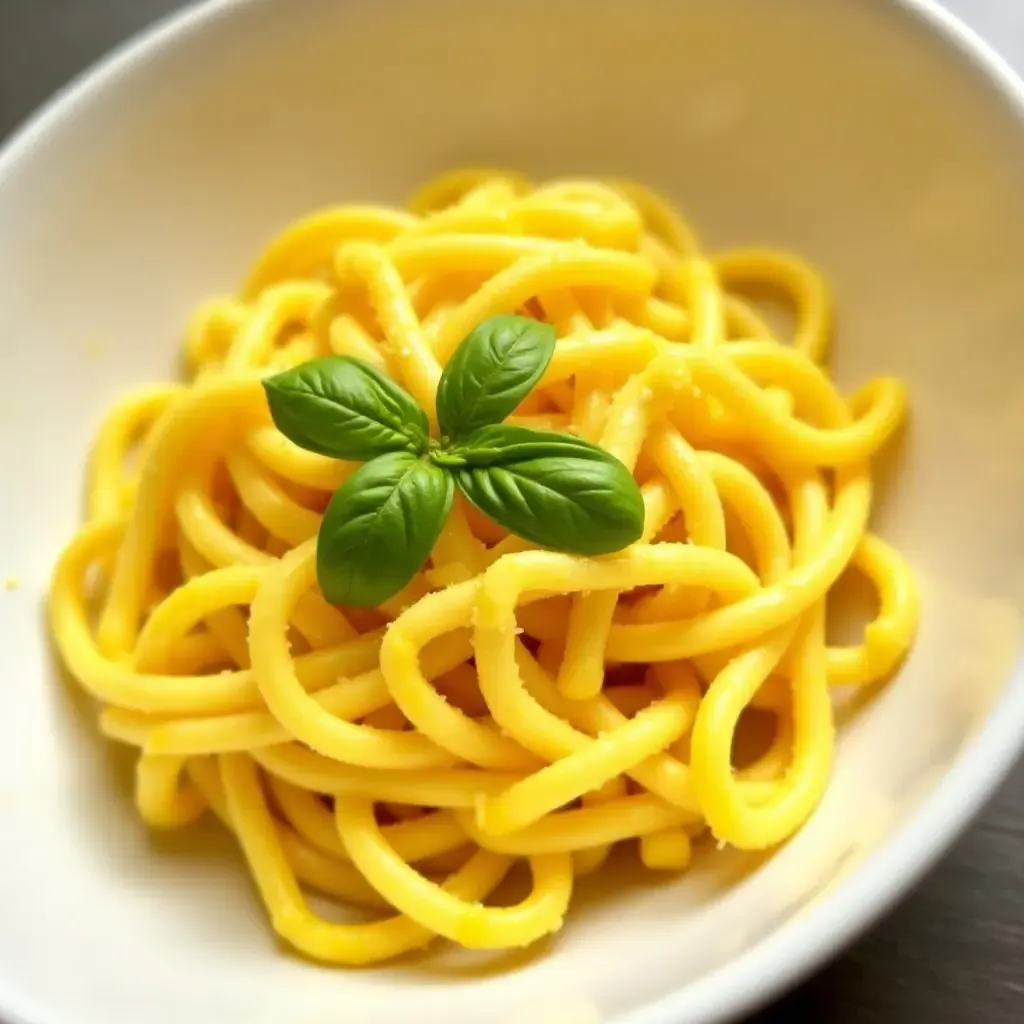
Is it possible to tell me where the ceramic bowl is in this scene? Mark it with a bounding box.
[2,1,1024,1022]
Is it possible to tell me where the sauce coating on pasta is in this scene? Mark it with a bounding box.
[49,170,918,962]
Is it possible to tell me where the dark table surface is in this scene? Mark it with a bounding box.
[1,1,1022,1021]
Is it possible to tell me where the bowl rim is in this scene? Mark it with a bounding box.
[2,2,1024,1023]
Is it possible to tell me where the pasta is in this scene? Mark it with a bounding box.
[49,169,919,964]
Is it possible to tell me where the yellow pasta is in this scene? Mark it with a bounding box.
[49,169,918,965]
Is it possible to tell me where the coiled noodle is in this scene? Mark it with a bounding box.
[49,169,918,963]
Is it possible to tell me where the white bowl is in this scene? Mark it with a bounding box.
[3,1,1024,1022]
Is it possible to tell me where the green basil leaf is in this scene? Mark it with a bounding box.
[435,315,557,440]
[263,356,429,460]
[454,437,645,556]
[317,452,453,607]
[449,423,609,467]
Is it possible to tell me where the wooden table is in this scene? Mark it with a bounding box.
[1,1,1021,1020]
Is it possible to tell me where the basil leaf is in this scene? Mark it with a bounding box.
[435,315,557,440]
[317,452,453,606]
[454,439,645,556]
[449,423,609,467]
[263,356,429,460]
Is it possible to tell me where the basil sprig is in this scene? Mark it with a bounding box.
[263,314,645,606]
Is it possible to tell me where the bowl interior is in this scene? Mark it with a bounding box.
[2,1,1024,1022]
